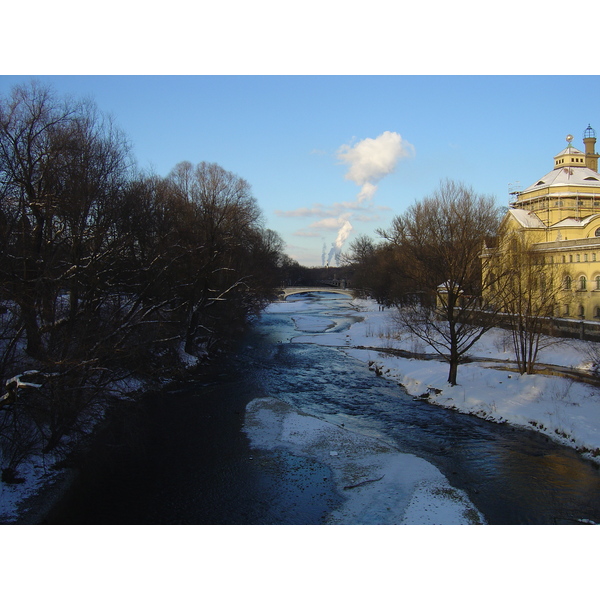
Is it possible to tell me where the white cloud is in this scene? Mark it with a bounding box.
[357,181,378,204]
[336,130,415,206]
[309,216,351,231]
[276,205,331,218]
[337,131,415,188]
[276,199,392,220]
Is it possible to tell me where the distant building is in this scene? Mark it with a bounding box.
[483,126,600,320]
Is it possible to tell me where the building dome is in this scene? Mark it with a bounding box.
[584,124,596,140]
[513,131,600,211]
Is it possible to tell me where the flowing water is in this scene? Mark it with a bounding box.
[57,292,600,524]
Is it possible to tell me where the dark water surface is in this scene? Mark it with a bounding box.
[57,293,600,524]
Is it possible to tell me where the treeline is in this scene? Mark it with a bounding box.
[0,81,294,475]
[343,179,501,385]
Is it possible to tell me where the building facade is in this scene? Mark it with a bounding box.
[483,126,600,321]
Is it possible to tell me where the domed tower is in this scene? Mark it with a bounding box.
[512,132,600,226]
[583,124,599,172]
[553,134,585,169]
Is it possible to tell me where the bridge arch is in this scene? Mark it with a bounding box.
[279,286,354,299]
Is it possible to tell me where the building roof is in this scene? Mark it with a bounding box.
[550,214,600,228]
[520,165,600,194]
[554,145,584,157]
[507,208,546,228]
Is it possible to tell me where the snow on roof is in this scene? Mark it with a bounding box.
[550,213,600,228]
[508,208,545,228]
[520,164,600,193]
[554,145,584,157]
[437,281,463,293]
[580,213,600,226]
[551,217,585,228]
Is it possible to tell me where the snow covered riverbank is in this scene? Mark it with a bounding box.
[279,297,600,463]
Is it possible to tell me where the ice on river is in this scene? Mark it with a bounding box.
[291,315,335,333]
[243,397,485,525]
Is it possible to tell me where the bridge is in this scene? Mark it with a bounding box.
[279,286,355,299]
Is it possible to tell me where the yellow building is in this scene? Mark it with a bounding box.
[484,126,600,321]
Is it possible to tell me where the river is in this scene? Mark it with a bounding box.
[55,292,600,524]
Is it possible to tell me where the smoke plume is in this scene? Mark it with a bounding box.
[326,131,413,262]
[327,219,353,266]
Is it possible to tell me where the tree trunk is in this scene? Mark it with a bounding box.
[21,303,45,360]
[448,357,458,386]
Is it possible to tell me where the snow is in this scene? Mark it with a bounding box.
[508,208,545,228]
[177,342,202,367]
[285,297,600,462]
[243,397,484,524]
[521,163,600,192]
[0,456,60,522]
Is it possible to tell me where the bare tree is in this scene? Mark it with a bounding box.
[167,161,264,353]
[0,81,80,359]
[0,81,136,454]
[0,81,288,471]
[381,179,502,385]
[491,231,572,374]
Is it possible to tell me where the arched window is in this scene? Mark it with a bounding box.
[580,276,587,291]
[595,227,600,237]
[596,276,600,290]
[564,276,572,290]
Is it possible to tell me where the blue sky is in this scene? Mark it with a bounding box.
[3,75,600,265]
